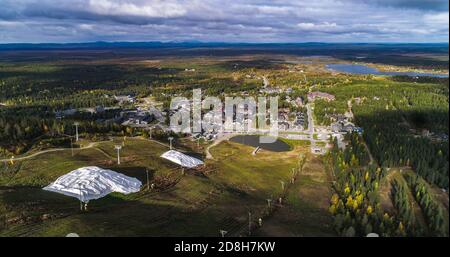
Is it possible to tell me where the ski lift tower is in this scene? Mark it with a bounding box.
[219,230,228,238]
[115,145,122,165]
[73,122,80,142]
[168,137,174,150]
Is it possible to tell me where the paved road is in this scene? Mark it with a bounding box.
[306,103,317,151]
[262,76,270,88]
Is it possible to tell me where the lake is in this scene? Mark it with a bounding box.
[326,64,448,78]
[229,135,291,152]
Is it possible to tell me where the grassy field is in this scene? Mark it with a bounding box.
[0,137,334,236]
[253,153,334,236]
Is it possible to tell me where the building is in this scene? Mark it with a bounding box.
[331,120,363,135]
[114,95,136,104]
[278,112,289,121]
[278,121,290,131]
[330,114,347,123]
[307,91,336,102]
[295,97,304,107]
[55,109,77,119]
[120,109,154,127]
[260,87,283,94]
[331,122,343,133]
[95,106,105,113]
[342,124,355,133]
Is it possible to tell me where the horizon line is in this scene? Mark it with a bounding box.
[0,41,449,45]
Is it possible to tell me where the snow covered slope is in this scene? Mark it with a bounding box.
[160,150,204,168]
[43,166,142,202]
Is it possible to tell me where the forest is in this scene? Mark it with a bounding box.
[327,133,398,236]
[315,77,449,189]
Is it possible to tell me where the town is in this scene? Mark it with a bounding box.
[0,0,448,243]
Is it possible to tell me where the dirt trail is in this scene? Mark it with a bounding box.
[205,134,234,160]
[0,142,99,162]
[0,137,175,163]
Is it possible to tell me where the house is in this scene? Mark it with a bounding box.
[293,122,304,130]
[295,97,304,107]
[278,121,290,130]
[335,122,363,135]
[331,122,343,133]
[55,109,77,119]
[291,113,306,129]
[307,92,335,102]
[260,87,283,94]
[278,112,289,121]
[114,95,136,104]
[95,106,105,113]
[331,114,347,123]
[148,107,164,122]
[120,109,155,127]
[342,124,355,133]
[121,115,153,126]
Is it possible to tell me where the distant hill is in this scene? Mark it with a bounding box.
[0,42,447,70]
[0,41,448,51]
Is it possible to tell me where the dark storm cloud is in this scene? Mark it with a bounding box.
[0,0,448,43]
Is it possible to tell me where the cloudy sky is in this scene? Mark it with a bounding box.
[0,0,448,43]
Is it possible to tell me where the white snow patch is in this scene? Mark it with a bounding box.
[160,150,204,168]
[43,166,142,202]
